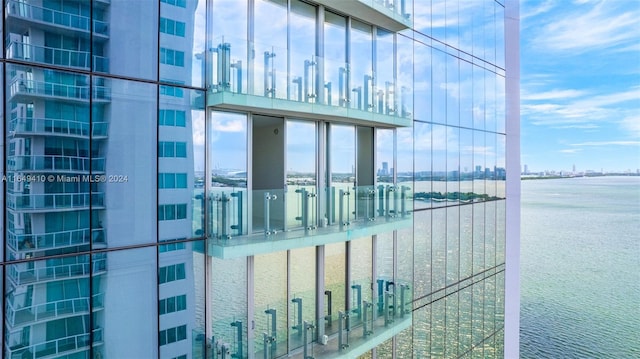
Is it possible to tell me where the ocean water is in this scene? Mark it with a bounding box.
[520,176,640,358]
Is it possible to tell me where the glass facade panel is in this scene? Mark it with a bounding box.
[254,0,287,99]
[413,210,431,299]
[289,247,316,352]
[350,20,373,111]
[323,243,345,338]
[95,0,158,80]
[94,77,156,248]
[286,120,317,230]
[254,252,287,358]
[95,247,157,358]
[290,0,317,103]
[350,236,372,328]
[159,240,206,358]
[211,257,247,359]
[159,87,205,240]
[375,29,395,115]
[208,111,247,238]
[323,11,347,107]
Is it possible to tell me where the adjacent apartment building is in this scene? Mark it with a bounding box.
[0,0,520,358]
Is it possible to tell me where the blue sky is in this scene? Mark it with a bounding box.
[520,0,640,173]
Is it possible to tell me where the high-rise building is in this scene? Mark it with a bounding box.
[0,1,520,358]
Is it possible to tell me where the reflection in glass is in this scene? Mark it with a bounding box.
[290,0,317,103]
[290,247,316,352]
[350,20,373,111]
[208,111,247,238]
[211,257,247,359]
[254,0,287,99]
[210,0,247,93]
[376,28,395,115]
[95,0,158,80]
[5,255,94,359]
[97,248,157,357]
[160,0,205,87]
[473,203,485,274]
[413,211,431,299]
[413,40,431,121]
[446,207,459,285]
[254,252,287,358]
[324,11,347,107]
[286,121,317,230]
[324,243,345,338]
[159,87,205,240]
[351,236,372,329]
[159,241,206,358]
[96,77,156,248]
[328,124,355,226]
[396,34,413,119]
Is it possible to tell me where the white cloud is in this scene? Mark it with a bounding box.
[571,141,640,147]
[559,148,582,154]
[529,0,640,53]
[521,89,588,101]
[522,87,640,134]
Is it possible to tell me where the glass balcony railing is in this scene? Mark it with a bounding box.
[6,41,109,72]
[7,257,106,286]
[5,328,102,359]
[9,117,109,138]
[5,293,104,327]
[5,0,109,36]
[363,0,411,21]
[314,0,411,31]
[6,192,105,211]
[209,37,412,127]
[7,155,106,173]
[207,185,412,258]
[9,78,111,101]
[7,227,104,253]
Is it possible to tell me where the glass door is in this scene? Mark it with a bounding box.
[252,115,285,234]
[285,120,317,231]
[327,124,355,227]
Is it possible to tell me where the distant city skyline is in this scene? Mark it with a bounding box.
[520,0,640,173]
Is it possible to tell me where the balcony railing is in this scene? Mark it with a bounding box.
[7,192,105,212]
[6,0,109,36]
[6,41,109,72]
[9,117,109,138]
[7,257,106,286]
[7,227,104,253]
[5,293,104,327]
[208,37,412,128]
[7,155,106,173]
[9,78,111,101]
[5,327,103,359]
[207,184,412,258]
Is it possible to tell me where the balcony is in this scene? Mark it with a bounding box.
[315,0,411,31]
[7,227,104,253]
[5,0,109,37]
[7,257,106,286]
[6,192,105,212]
[8,78,111,102]
[5,328,102,359]
[6,41,109,72]
[211,281,411,359]
[9,117,109,139]
[5,293,104,327]
[208,38,412,128]
[207,185,412,259]
[7,154,105,173]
